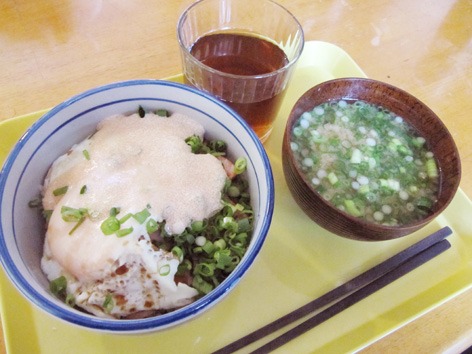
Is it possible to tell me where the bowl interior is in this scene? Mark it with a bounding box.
[0,80,274,332]
[283,78,461,240]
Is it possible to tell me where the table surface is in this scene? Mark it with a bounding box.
[0,0,471,353]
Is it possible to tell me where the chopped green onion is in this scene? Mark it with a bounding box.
[65,294,75,307]
[80,185,87,195]
[103,294,114,313]
[50,276,67,297]
[234,157,247,174]
[172,246,184,262]
[327,172,339,185]
[68,216,86,235]
[344,200,363,217]
[209,140,227,153]
[133,208,151,224]
[214,239,226,250]
[138,105,146,118]
[115,227,133,237]
[236,218,251,233]
[61,206,88,222]
[192,275,213,294]
[195,262,215,277]
[220,216,238,232]
[214,249,232,270]
[190,220,206,233]
[100,216,120,235]
[177,259,192,275]
[118,213,133,224]
[185,135,203,153]
[28,198,42,208]
[426,158,438,178]
[53,186,69,196]
[146,218,159,234]
[417,196,433,211]
[159,264,171,276]
[109,207,121,217]
[227,185,240,198]
[202,241,215,254]
[82,149,90,160]
[43,210,53,223]
[156,109,169,117]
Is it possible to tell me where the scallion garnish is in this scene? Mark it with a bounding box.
[103,294,114,313]
[82,149,90,160]
[185,135,203,153]
[80,185,87,195]
[195,262,215,277]
[159,264,171,276]
[61,206,88,222]
[214,249,233,270]
[192,275,213,295]
[156,109,169,117]
[171,246,184,262]
[118,213,133,224]
[133,208,151,224]
[146,218,159,234]
[100,216,120,235]
[50,275,67,297]
[68,216,86,235]
[60,206,88,235]
[109,207,121,217]
[42,210,53,223]
[115,227,134,238]
[233,157,247,174]
[138,105,146,118]
[65,294,76,307]
[53,186,69,196]
[28,198,42,208]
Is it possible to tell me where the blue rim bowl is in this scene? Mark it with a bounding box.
[0,79,274,333]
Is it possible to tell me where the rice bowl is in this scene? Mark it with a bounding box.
[0,79,274,332]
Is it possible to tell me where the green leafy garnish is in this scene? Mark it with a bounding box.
[53,186,69,196]
[138,105,146,118]
[100,216,120,235]
[133,208,151,224]
[82,149,90,160]
[103,294,114,314]
[50,276,67,297]
[115,227,134,238]
[61,206,89,235]
[155,109,169,117]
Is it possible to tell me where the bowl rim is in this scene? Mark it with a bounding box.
[283,77,461,238]
[0,79,275,332]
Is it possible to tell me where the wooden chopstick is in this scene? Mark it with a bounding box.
[251,238,451,353]
[213,226,452,354]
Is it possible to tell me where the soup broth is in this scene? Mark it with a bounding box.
[290,99,439,226]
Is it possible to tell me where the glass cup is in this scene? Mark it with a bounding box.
[177,0,304,143]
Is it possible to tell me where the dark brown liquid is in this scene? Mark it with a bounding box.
[189,33,289,140]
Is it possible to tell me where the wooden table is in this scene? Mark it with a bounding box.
[0,0,471,352]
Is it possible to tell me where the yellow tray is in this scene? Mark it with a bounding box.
[1,41,472,353]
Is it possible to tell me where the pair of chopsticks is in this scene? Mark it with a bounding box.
[213,226,452,354]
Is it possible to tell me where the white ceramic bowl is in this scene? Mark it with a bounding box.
[0,80,274,333]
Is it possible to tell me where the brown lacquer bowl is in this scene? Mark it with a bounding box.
[282,78,461,241]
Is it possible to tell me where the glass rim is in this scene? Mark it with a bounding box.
[176,0,305,81]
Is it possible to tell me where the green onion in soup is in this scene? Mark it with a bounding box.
[290,99,439,226]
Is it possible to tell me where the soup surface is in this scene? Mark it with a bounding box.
[290,100,439,226]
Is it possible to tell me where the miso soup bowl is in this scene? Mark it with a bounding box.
[0,80,274,333]
[282,78,461,241]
